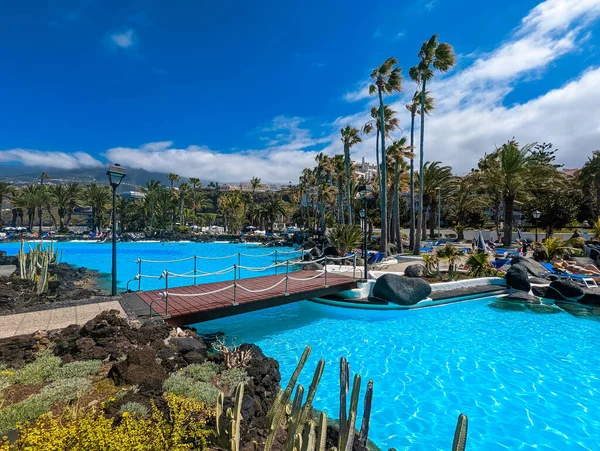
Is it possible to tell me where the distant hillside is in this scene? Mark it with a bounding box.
[0,165,216,189]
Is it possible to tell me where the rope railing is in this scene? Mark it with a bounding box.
[138,251,359,319]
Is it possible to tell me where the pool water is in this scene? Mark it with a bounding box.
[0,241,301,291]
[194,298,600,450]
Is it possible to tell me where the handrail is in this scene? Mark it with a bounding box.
[139,250,358,318]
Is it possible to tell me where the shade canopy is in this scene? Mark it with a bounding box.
[106,164,126,187]
[477,231,487,251]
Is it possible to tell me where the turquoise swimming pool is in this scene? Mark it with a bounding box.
[0,241,301,291]
[194,298,600,450]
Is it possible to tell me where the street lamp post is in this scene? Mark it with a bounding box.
[357,185,374,281]
[533,210,541,243]
[106,164,126,296]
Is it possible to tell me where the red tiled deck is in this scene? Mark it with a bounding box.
[134,270,358,326]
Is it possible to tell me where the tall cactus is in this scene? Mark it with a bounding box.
[356,380,373,451]
[452,414,468,451]
[340,374,361,451]
[339,357,349,443]
[265,346,312,451]
[216,383,244,450]
[316,412,328,451]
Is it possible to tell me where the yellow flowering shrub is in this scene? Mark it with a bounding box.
[0,393,215,451]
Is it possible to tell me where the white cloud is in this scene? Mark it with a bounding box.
[373,28,382,39]
[394,31,405,40]
[110,29,135,48]
[0,149,102,169]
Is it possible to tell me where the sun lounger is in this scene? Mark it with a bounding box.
[540,262,598,288]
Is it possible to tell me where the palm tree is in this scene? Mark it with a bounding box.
[362,106,400,186]
[436,243,463,278]
[263,194,288,233]
[83,184,111,233]
[314,153,331,233]
[446,175,485,240]
[186,190,212,226]
[10,189,25,227]
[328,224,362,255]
[40,172,50,185]
[218,191,245,233]
[0,182,14,227]
[340,126,362,224]
[479,140,540,247]
[387,137,413,251]
[188,178,201,190]
[541,237,575,261]
[467,252,493,277]
[420,161,453,239]
[178,182,190,226]
[48,185,71,231]
[410,34,455,255]
[141,180,163,229]
[332,155,346,223]
[64,183,83,227]
[250,177,261,200]
[369,57,402,254]
[167,173,180,190]
[406,89,434,250]
[580,151,600,217]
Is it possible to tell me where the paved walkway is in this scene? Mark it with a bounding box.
[0,300,124,339]
[0,265,16,277]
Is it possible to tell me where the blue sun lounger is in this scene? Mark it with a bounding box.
[540,262,598,288]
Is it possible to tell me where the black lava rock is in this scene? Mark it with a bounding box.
[545,280,584,301]
[506,264,531,292]
[404,264,427,278]
[504,292,541,304]
[372,274,431,305]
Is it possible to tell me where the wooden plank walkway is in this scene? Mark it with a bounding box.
[133,270,358,326]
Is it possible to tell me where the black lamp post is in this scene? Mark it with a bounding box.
[357,185,374,281]
[107,164,126,296]
[533,210,541,243]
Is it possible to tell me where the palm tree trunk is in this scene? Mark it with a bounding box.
[344,144,353,225]
[394,159,402,252]
[47,206,57,228]
[58,208,65,232]
[429,202,436,238]
[11,209,17,227]
[595,179,600,218]
[409,111,416,251]
[337,179,343,223]
[422,205,428,241]
[503,196,514,247]
[28,209,34,231]
[414,79,427,255]
[378,89,388,255]
[38,207,43,234]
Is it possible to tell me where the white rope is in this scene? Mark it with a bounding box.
[287,272,324,281]
[163,284,235,297]
[237,262,289,272]
[138,256,195,263]
[166,266,235,278]
[325,254,356,261]
[238,251,276,257]
[194,254,238,260]
[236,277,287,293]
[139,274,163,279]
[294,257,327,265]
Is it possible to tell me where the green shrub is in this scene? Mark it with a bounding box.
[163,375,220,406]
[0,378,90,433]
[52,360,102,380]
[217,367,250,395]
[13,354,61,385]
[180,362,220,382]
[118,401,149,418]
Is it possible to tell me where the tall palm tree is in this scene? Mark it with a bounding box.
[340,126,362,225]
[387,138,414,250]
[314,153,331,233]
[446,175,485,240]
[64,183,83,227]
[178,182,190,226]
[362,106,400,187]
[332,155,346,223]
[419,161,453,239]
[218,191,245,233]
[0,182,14,227]
[369,57,402,254]
[10,189,25,227]
[250,177,261,200]
[405,89,434,250]
[48,185,70,231]
[186,190,212,225]
[40,172,50,185]
[167,173,180,190]
[410,34,455,255]
[263,194,288,233]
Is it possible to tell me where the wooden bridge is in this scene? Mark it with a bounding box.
[124,252,359,326]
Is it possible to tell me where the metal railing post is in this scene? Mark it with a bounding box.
[353,254,356,281]
[233,264,238,306]
[285,259,289,295]
[237,252,241,279]
[275,250,278,275]
[324,257,328,288]
[193,255,197,286]
[301,248,304,261]
[137,258,142,291]
[164,270,169,318]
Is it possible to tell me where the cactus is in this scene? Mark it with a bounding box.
[265,346,312,451]
[36,252,49,295]
[216,383,244,450]
[316,412,327,451]
[339,357,349,444]
[356,379,373,451]
[340,374,361,451]
[452,414,468,451]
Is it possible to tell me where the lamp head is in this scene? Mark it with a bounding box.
[359,209,366,219]
[533,210,541,219]
[107,164,126,188]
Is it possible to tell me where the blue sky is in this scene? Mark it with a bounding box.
[1,0,599,182]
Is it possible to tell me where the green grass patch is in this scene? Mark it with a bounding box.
[12,354,61,385]
[217,367,250,395]
[51,360,102,380]
[180,362,220,383]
